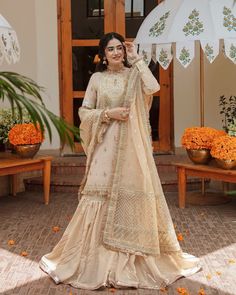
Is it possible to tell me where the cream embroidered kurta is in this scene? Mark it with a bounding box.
[40,60,200,290]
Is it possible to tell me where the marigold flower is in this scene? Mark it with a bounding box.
[8,123,44,145]
[210,135,236,160]
[181,127,225,150]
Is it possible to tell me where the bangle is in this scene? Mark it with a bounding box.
[103,109,111,123]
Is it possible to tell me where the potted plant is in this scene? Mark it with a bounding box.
[8,123,44,158]
[181,127,226,164]
[219,95,236,134]
[210,135,236,169]
[0,72,80,149]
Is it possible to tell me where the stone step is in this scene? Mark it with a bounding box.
[24,171,203,193]
[49,154,189,175]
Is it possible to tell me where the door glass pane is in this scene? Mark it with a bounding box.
[150,96,159,141]
[125,0,157,38]
[72,46,98,91]
[125,0,144,17]
[71,0,104,39]
[73,98,83,142]
[149,60,159,141]
[88,0,104,17]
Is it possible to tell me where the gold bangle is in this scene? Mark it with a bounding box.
[103,109,111,123]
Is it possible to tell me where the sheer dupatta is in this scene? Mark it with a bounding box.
[103,67,181,256]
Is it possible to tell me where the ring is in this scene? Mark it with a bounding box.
[121,112,127,118]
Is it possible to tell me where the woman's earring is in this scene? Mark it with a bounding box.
[103,58,107,65]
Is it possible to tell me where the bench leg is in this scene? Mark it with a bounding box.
[43,160,51,205]
[11,174,17,197]
[178,167,186,209]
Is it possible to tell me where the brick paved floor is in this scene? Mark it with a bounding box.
[0,191,236,295]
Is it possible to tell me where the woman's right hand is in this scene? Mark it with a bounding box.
[107,107,130,121]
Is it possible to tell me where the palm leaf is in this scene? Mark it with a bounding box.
[0,71,80,149]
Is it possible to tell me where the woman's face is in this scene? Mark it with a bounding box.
[104,38,124,67]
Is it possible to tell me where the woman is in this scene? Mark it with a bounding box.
[40,32,200,290]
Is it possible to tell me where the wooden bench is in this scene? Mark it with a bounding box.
[0,153,52,204]
[174,162,236,208]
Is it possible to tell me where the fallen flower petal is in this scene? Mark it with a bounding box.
[20,251,28,257]
[52,226,60,233]
[206,274,212,280]
[109,288,116,292]
[198,288,206,295]
[177,287,189,294]
[8,240,15,246]
[177,233,184,241]
[228,259,235,264]
[216,271,222,276]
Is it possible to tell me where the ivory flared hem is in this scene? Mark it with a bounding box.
[39,196,201,290]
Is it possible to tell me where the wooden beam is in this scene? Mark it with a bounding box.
[115,0,125,36]
[104,0,116,33]
[72,40,99,46]
[60,0,73,125]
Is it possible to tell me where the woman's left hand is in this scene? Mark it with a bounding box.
[123,41,140,61]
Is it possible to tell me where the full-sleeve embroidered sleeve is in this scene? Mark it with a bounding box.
[82,73,98,109]
[134,59,160,95]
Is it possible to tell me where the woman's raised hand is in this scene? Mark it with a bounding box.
[107,107,130,121]
[123,41,139,60]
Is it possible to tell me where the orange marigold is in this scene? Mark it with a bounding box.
[210,135,236,160]
[181,127,225,150]
[8,123,44,145]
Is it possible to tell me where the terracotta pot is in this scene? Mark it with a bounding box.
[14,143,41,158]
[186,148,211,164]
[215,158,236,170]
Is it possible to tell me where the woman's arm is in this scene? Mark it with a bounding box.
[124,42,160,95]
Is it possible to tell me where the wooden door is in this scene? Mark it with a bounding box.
[57,0,174,154]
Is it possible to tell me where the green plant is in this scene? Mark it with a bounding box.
[0,72,80,149]
[219,95,236,131]
[0,108,31,143]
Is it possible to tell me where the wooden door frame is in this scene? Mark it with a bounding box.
[57,0,174,154]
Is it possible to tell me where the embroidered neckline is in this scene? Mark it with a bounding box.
[107,65,126,74]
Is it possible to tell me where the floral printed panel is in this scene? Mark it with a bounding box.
[149,11,170,38]
[156,44,173,70]
[182,9,204,36]
[222,6,236,32]
[139,44,152,65]
[200,40,219,63]
[0,28,20,64]
[224,39,236,64]
[176,41,195,68]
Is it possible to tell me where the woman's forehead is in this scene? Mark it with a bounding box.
[107,38,122,47]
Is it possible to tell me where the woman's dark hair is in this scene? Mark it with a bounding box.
[96,32,131,72]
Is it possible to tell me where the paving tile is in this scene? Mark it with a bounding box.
[0,191,236,294]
